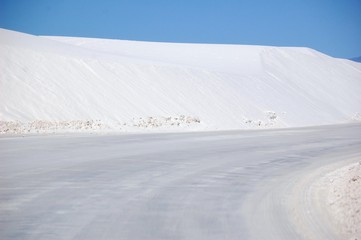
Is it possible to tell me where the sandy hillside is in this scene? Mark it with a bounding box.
[1,28,361,134]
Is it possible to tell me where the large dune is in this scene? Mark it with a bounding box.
[1,28,360,133]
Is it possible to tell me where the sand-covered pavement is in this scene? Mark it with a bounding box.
[1,123,361,239]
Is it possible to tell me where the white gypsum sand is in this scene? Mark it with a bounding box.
[290,158,361,240]
[1,28,361,134]
[324,161,361,239]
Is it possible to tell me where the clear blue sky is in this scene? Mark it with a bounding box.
[1,0,360,58]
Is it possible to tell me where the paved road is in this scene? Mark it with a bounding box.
[1,124,361,239]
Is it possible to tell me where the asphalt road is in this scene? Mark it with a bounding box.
[1,124,361,239]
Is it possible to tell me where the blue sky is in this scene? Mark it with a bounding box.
[1,0,360,58]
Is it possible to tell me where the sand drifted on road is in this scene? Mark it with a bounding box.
[324,161,361,239]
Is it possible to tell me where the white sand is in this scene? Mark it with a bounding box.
[324,161,361,239]
[1,28,361,134]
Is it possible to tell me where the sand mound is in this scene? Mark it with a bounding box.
[325,161,361,239]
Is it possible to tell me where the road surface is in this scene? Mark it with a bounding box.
[1,124,361,239]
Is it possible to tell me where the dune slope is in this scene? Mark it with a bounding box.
[1,28,360,133]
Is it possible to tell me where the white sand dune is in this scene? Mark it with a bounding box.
[1,28,360,133]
